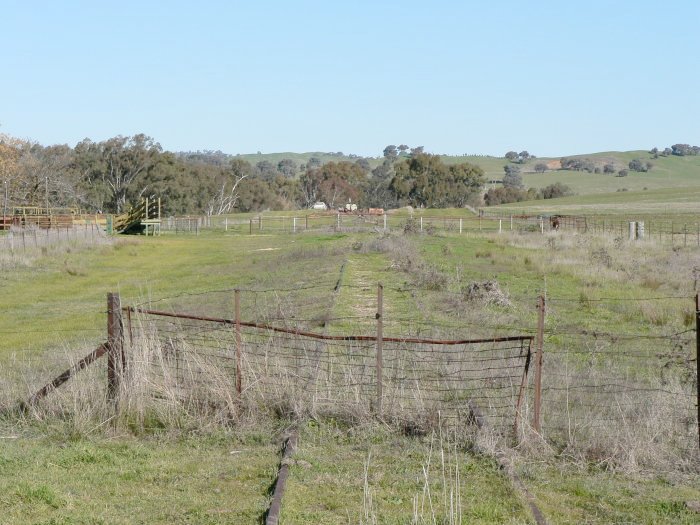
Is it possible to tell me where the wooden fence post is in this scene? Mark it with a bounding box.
[235,289,242,401]
[107,292,124,403]
[375,283,384,417]
[533,295,545,434]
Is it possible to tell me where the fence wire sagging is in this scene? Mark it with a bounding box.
[126,307,534,433]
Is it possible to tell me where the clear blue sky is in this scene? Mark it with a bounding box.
[2,1,698,157]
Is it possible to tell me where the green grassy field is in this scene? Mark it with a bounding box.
[0,430,279,525]
[1,227,699,523]
[489,186,700,216]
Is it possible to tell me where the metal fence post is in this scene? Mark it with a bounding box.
[107,292,124,404]
[696,293,699,451]
[235,289,242,401]
[533,295,545,433]
[375,283,384,417]
[514,338,533,440]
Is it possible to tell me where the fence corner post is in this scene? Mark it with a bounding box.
[533,294,545,434]
[235,289,243,402]
[107,292,124,404]
[375,283,384,417]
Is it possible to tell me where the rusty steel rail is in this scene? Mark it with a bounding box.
[21,344,108,409]
[265,429,299,525]
[469,398,549,525]
[124,306,534,346]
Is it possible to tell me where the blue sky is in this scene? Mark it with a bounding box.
[1,1,698,157]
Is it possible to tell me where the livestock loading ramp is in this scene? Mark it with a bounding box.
[112,197,161,235]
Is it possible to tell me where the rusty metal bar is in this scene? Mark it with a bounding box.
[376,283,384,416]
[265,429,298,525]
[22,344,108,409]
[533,295,545,433]
[235,289,242,400]
[124,306,533,346]
[126,306,134,347]
[514,338,533,440]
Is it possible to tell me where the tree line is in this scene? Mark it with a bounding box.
[0,134,486,215]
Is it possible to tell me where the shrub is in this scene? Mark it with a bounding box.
[539,183,573,199]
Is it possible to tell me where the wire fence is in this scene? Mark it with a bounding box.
[15,284,699,470]
[534,331,696,463]
[159,213,556,236]
[117,287,699,465]
[0,224,107,253]
[125,304,534,433]
[157,211,700,248]
[480,209,700,246]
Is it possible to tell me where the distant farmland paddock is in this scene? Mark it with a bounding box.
[490,186,700,216]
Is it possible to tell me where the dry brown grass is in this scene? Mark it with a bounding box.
[0,226,112,271]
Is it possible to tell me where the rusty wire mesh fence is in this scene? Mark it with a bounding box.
[12,280,699,472]
[108,284,700,471]
[125,307,533,434]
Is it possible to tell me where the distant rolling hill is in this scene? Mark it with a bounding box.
[234,149,700,214]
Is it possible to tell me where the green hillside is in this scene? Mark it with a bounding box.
[232,149,700,215]
[441,151,700,194]
[236,150,700,196]
[490,186,700,216]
